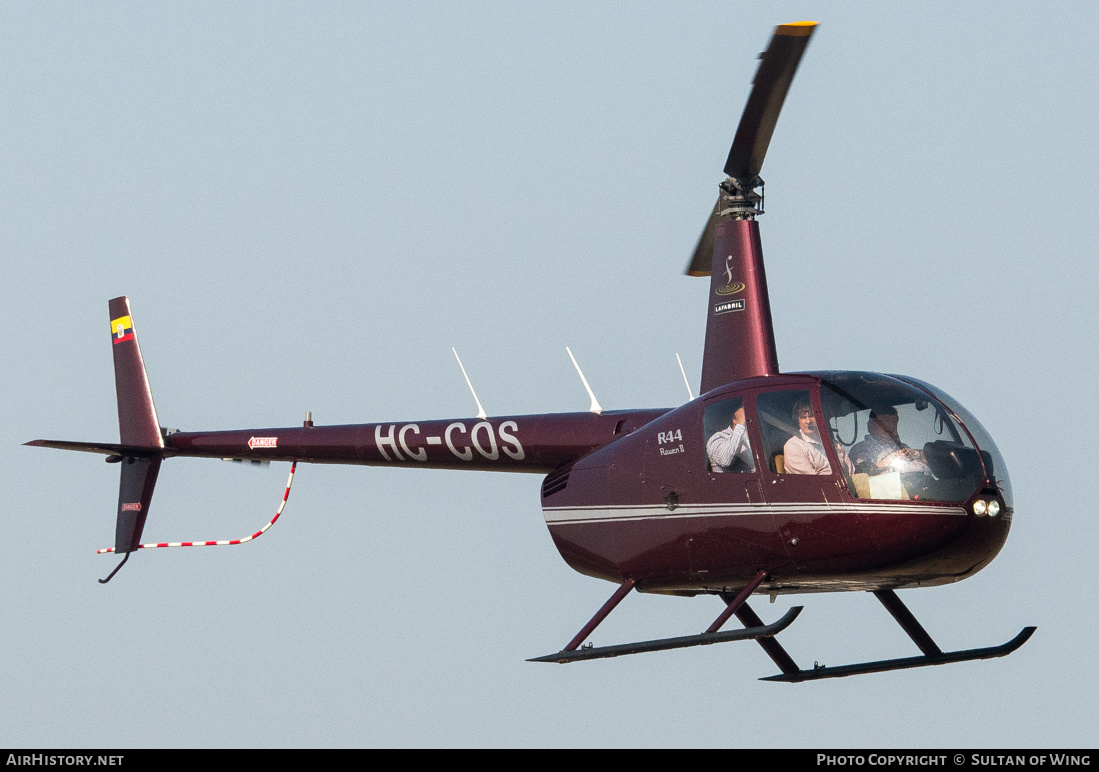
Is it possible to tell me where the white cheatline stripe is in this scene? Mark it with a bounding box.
[97,461,297,554]
[543,500,966,525]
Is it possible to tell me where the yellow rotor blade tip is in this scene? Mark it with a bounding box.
[777,21,818,36]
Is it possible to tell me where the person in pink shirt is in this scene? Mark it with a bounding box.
[782,399,854,476]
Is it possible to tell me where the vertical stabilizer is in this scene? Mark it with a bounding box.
[109,296,164,449]
[108,297,164,554]
[114,456,162,554]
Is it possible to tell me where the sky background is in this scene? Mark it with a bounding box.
[2,1,1096,748]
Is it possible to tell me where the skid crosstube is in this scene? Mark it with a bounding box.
[529,606,802,664]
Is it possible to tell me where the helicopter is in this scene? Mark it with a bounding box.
[27,21,1034,682]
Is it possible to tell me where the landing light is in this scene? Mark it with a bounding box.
[973,500,988,516]
[987,501,1001,517]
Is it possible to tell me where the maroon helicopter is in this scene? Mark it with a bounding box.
[28,21,1033,682]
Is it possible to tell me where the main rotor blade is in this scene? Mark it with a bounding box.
[723,21,816,182]
[686,195,722,276]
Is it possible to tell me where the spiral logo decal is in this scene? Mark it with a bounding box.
[716,282,746,296]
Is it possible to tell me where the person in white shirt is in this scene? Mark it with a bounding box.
[707,405,755,473]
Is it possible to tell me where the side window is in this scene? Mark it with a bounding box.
[755,389,850,477]
[703,396,755,473]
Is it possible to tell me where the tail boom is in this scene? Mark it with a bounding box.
[163,410,668,473]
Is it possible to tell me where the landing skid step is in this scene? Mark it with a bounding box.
[761,626,1036,683]
[529,606,802,664]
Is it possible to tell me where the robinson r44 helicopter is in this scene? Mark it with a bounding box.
[28,21,1034,682]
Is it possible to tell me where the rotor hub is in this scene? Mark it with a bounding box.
[717,176,765,220]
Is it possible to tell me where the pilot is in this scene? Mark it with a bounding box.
[707,405,755,473]
[849,406,930,475]
[783,399,854,476]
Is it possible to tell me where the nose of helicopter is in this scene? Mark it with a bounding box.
[894,375,1016,581]
[894,374,1014,515]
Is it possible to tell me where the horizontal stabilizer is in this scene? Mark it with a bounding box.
[24,439,159,457]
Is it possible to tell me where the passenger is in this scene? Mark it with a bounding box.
[783,399,854,476]
[707,405,755,473]
[849,406,930,475]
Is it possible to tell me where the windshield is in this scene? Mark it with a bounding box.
[819,372,985,503]
[892,375,1012,509]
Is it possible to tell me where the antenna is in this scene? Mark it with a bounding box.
[676,353,695,401]
[565,346,603,415]
[452,348,488,420]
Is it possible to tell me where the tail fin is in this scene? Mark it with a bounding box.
[115,456,162,553]
[109,297,164,449]
[108,297,164,553]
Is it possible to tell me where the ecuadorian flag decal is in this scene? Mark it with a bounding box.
[110,315,134,345]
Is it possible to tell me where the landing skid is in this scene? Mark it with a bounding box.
[529,606,801,664]
[530,579,1035,682]
[750,589,1035,683]
[761,626,1035,682]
